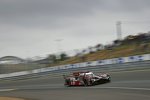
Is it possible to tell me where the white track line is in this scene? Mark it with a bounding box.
[0,89,16,92]
[110,68,150,74]
[1,87,149,92]
[88,87,150,91]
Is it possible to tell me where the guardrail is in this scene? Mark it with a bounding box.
[0,54,150,79]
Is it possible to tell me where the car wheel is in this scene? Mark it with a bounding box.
[107,77,111,82]
[83,79,88,86]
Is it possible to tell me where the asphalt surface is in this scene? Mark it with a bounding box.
[0,69,150,100]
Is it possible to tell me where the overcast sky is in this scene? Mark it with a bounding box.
[0,0,150,58]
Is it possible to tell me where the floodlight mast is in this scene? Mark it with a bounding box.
[116,21,122,40]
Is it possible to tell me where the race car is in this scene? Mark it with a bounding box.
[63,71,110,86]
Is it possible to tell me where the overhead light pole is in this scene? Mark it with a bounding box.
[116,21,122,40]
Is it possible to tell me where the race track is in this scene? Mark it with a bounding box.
[0,69,150,100]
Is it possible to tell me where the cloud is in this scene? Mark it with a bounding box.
[0,0,150,58]
[0,0,150,29]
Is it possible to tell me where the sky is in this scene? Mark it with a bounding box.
[0,0,150,59]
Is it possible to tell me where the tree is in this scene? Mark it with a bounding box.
[60,53,68,61]
[113,39,122,46]
[88,46,94,53]
[47,54,57,63]
[95,44,103,51]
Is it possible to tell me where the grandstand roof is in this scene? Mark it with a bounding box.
[0,56,24,64]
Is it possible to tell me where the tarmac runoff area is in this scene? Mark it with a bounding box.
[0,97,25,100]
[0,89,25,100]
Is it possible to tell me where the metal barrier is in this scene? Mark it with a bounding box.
[0,60,150,81]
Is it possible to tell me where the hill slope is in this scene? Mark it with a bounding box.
[55,43,150,66]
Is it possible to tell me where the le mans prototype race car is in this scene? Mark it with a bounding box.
[63,71,110,86]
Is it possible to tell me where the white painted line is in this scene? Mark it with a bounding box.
[0,89,16,92]
[5,86,150,91]
[48,86,150,91]
[110,68,150,73]
[89,87,150,91]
